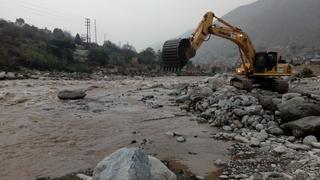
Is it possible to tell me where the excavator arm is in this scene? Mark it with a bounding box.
[162,12,256,74]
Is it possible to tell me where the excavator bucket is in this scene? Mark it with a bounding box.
[161,38,195,72]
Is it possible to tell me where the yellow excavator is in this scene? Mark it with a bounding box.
[162,12,291,93]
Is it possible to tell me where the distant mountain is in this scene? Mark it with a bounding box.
[159,0,320,65]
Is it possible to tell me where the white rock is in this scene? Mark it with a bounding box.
[176,136,186,143]
[282,93,302,102]
[77,174,92,180]
[92,148,151,180]
[234,135,250,143]
[273,145,287,154]
[149,156,177,180]
[222,126,232,131]
[0,72,5,79]
[303,135,317,145]
[311,142,320,149]
[5,72,16,79]
[219,175,229,179]
[165,131,175,137]
[215,159,227,166]
[285,143,311,151]
[250,138,261,147]
[91,148,177,180]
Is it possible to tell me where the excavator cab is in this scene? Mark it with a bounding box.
[253,52,278,73]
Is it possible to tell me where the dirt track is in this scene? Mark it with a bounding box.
[0,76,231,180]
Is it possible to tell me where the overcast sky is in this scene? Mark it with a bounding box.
[0,0,256,50]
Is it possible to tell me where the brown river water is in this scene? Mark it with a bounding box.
[0,76,231,180]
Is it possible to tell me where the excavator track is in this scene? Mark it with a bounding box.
[230,76,253,91]
[231,76,289,93]
[273,79,289,94]
[161,39,194,72]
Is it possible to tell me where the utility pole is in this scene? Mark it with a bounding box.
[94,19,97,44]
[85,18,91,43]
[104,33,106,43]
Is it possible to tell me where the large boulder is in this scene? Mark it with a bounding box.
[57,89,86,100]
[281,116,320,137]
[92,148,177,180]
[278,97,320,123]
[149,156,177,180]
[92,148,151,180]
[0,72,5,80]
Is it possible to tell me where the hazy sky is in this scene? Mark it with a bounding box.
[0,0,256,50]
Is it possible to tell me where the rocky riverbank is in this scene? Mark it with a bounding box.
[170,74,320,179]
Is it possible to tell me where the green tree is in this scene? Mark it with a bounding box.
[88,47,109,65]
[15,18,25,26]
[138,47,156,64]
[75,33,82,45]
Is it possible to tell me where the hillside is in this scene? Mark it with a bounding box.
[0,19,160,73]
[179,0,320,65]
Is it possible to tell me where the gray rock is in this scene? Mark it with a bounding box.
[287,136,295,142]
[175,94,190,103]
[303,135,317,145]
[278,97,320,123]
[176,136,186,143]
[255,124,264,131]
[268,127,284,136]
[311,142,320,148]
[282,93,302,102]
[244,105,263,115]
[234,135,250,143]
[285,143,311,151]
[233,120,243,129]
[258,96,278,111]
[250,138,261,147]
[58,89,86,100]
[233,109,247,117]
[294,169,308,179]
[222,126,232,131]
[92,148,151,180]
[165,131,176,137]
[273,145,287,154]
[215,159,227,166]
[281,116,320,137]
[196,117,208,124]
[253,130,268,142]
[267,121,279,128]
[200,87,213,97]
[0,72,5,79]
[5,72,16,79]
[149,156,177,180]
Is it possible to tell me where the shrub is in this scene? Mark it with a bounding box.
[88,48,109,65]
[298,67,314,78]
[22,47,63,71]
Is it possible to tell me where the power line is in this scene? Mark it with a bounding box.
[0,0,79,23]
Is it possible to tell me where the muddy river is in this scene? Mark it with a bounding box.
[0,76,231,180]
